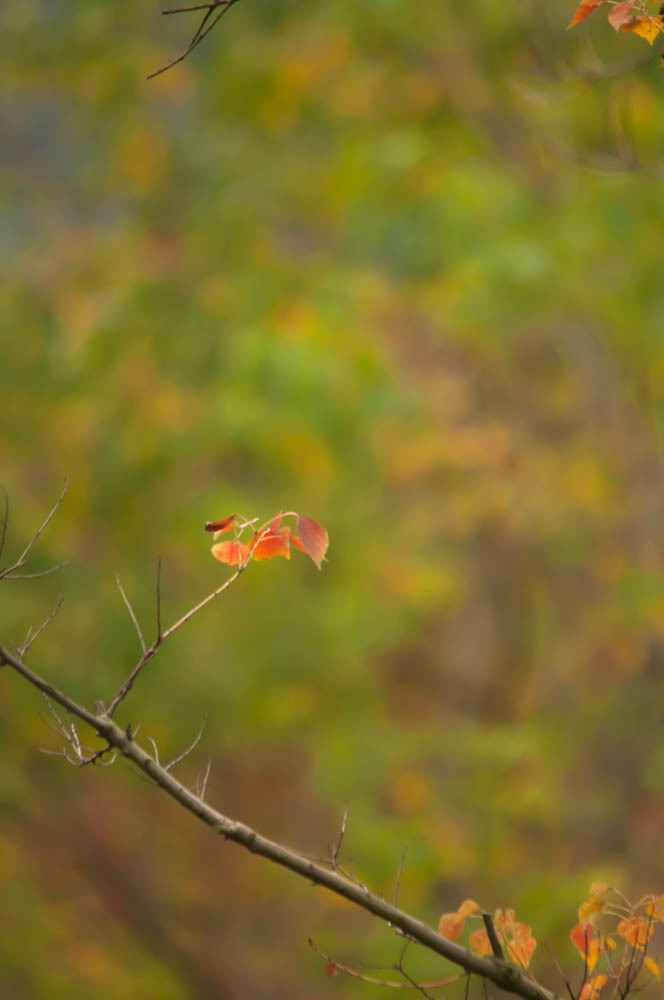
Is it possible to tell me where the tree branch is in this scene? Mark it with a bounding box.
[0,643,559,1000]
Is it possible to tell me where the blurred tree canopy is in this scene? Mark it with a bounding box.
[2,1,664,997]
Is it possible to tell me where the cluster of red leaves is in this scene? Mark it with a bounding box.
[570,883,663,999]
[568,0,664,47]
[437,900,537,970]
[205,512,329,570]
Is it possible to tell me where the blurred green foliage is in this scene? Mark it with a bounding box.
[2,0,664,997]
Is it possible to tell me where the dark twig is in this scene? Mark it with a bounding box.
[0,479,69,580]
[147,0,239,80]
[544,943,575,1000]
[482,913,504,960]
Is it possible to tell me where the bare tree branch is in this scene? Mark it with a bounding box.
[0,643,559,1000]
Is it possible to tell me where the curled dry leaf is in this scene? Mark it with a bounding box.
[205,514,237,534]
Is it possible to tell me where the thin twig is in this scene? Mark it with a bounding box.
[308,940,463,990]
[196,757,212,799]
[107,563,244,717]
[116,574,146,654]
[544,943,575,1000]
[147,0,239,80]
[18,595,63,658]
[394,848,407,907]
[330,800,348,866]
[148,737,161,766]
[155,556,162,642]
[0,479,69,580]
[165,713,208,772]
[0,488,8,560]
[6,561,69,580]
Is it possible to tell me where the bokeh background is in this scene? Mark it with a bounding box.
[3,1,664,996]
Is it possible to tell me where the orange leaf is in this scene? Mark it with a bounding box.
[580,975,608,1000]
[608,0,637,30]
[622,14,663,43]
[270,511,284,532]
[211,540,250,565]
[458,899,481,919]
[494,908,516,935]
[507,938,536,969]
[568,0,604,28]
[469,929,493,957]
[506,923,537,969]
[617,916,653,950]
[295,514,329,569]
[438,913,465,941]
[324,962,338,977]
[205,514,237,534]
[251,528,291,561]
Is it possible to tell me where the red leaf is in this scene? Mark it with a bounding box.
[608,0,637,30]
[568,0,604,28]
[571,922,594,956]
[324,962,338,977]
[205,515,237,534]
[295,514,329,569]
[270,511,284,532]
[210,540,249,565]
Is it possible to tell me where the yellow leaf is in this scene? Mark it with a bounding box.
[458,899,481,919]
[644,956,660,980]
[647,895,664,922]
[621,15,663,43]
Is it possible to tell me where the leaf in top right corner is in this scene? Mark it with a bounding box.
[294,514,329,569]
